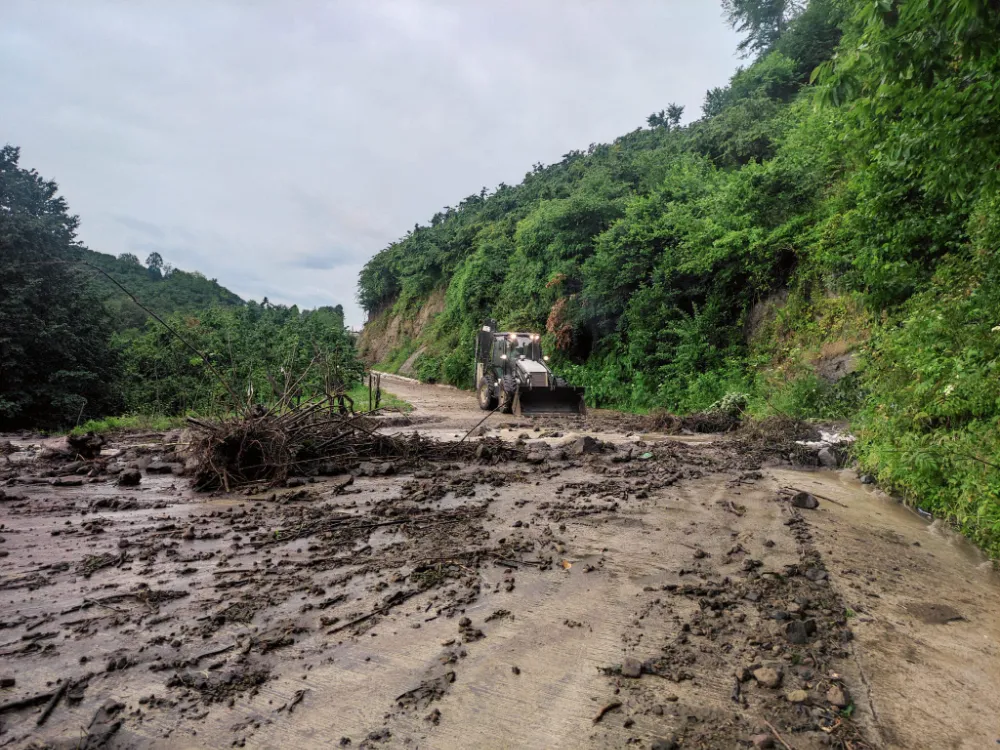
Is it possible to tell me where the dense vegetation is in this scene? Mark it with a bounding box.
[359,0,1000,554]
[0,145,118,428]
[83,247,243,331]
[1,146,362,430]
[116,303,360,416]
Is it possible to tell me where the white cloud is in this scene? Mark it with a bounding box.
[1,0,741,326]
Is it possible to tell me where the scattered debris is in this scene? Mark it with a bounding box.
[592,700,622,724]
[187,400,522,490]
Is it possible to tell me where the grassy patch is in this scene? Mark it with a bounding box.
[69,414,187,436]
[345,382,412,413]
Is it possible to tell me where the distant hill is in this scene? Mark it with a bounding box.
[81,248,244,330]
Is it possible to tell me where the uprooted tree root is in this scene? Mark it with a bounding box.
[187,398,521,491]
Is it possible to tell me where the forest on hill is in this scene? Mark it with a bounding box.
[81,246,244,331]
[358,0,1000,553]
[0,145,361,430]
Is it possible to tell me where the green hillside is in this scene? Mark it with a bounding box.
[1,145,359,429]
[81,247,243,330]
[358,0,1000,554]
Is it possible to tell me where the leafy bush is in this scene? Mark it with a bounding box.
[853,247,1000,555]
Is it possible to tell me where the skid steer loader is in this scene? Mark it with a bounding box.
[473,319,587,416]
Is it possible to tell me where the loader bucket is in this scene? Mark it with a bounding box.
[513,388,587,417]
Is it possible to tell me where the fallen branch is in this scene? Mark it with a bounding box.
[0,690,55,715]
[326,590,419,635]
[592,700,622,724]
[190,643,237,663]
[36,680,69,726]
[764,719,794,750]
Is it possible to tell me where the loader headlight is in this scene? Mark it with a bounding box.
[543,356,549,361]
[500,354,507,360]
[531,333,540,341]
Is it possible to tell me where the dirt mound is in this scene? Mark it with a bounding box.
[644,408,741,434]
[67,432,106,460]
[583,408,741,435]
[725,416,823,465]
[740,415,822,442]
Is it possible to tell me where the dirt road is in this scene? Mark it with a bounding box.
[1,377,997,749]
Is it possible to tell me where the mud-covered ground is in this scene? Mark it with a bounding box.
[1,374,998,750]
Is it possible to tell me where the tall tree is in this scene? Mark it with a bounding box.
[0,145,117,428]
[723,0,805,57]
[647,103,686,129]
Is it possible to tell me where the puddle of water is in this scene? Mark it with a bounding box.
[778,468,998,575]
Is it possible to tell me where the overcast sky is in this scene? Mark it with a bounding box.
[2,1,741,327]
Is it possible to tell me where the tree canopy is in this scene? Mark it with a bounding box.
[723,0,806,57]
[0,146,117,428]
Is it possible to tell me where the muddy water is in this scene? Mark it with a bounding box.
[772,468,1000,749]
[1,384,998,749]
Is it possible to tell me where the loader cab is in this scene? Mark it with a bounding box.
[509,333,543,363]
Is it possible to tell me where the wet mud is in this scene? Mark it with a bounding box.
[0,377,997,749]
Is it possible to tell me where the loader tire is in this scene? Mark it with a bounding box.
[477,377,497,411]
[501,375,517,414]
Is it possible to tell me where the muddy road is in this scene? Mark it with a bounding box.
[1,376,998,749]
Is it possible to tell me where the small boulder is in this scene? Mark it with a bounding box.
[118,469,141,487]
[786,689,809,704]
[785,619,817,645]
[68,432,106,459]
[752,667,782,689]
[803,568,828,582]
[826,684,849,708]
[525,452,546,465]
[790,491,819,510]
[620,657,642,678]
[38,437,74,460]
[817,447,839,468]
[571,436,601,455]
